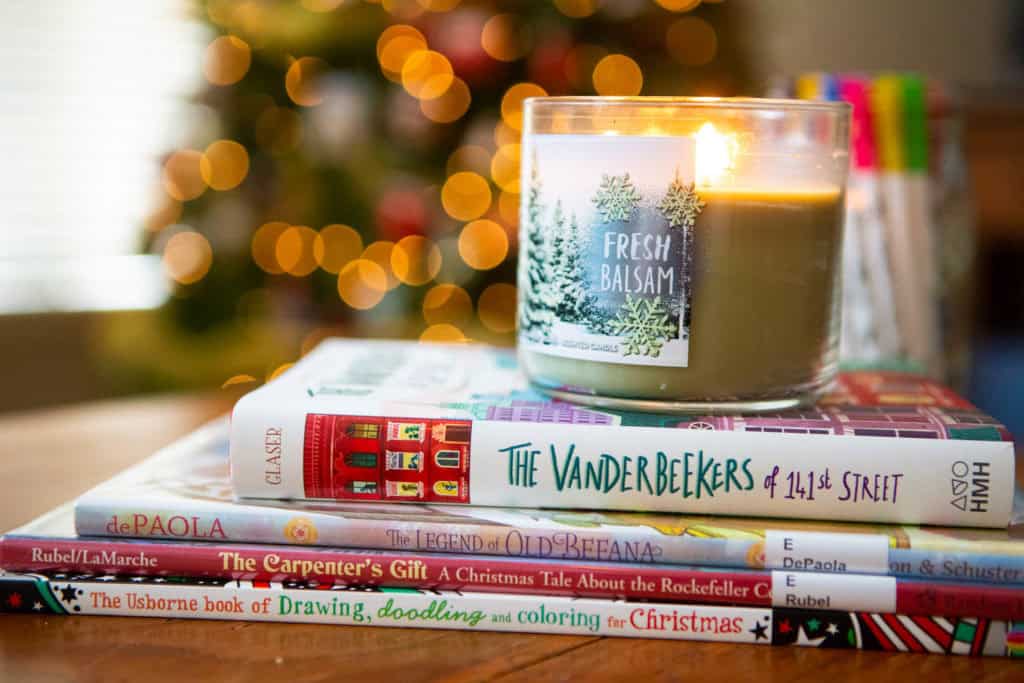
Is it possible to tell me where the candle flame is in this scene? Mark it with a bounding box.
[695,122,736,186]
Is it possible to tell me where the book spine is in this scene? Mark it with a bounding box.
[3,537,1023,620]
[1,572,1018,657]
[230,403,1015,527]
[0,536,772,608]
[76,501,1024,585]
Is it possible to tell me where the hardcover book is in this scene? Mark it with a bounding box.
[229,339,1016,526]
[2,571,1021,657]
[75,420,1024,583]
[6,503,1024,620]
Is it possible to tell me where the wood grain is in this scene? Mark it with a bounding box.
[0,395,1020,682]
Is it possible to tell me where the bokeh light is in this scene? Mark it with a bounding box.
[446,145,491,176]
[666,16,718,66]
[420,76,471,123]
[383,0,427,20]
[286,57,328,107]
[361,240,400,290]
[252,221,289,274]
[497,190,520,229]
[422,283,473,325]
[338,258,388,309]
[592,54,643,96]
[417,0,462,10]
[477,282,517,333]
[654,0,702,11]
[490,144,520,193]
[441,172,491,221]
[203,35,251,86]
[377,25,428,81]
[162,150,207,201]
[275,225,319,276]
[565,43,609,91]
[553,0,598,19]
[501,82,547,131]
[458,219,508,270]
[222,374,258,388]
[401,50,455,100]
[420,323,467,343]
[314,224,364,273]
[267,362,295,381]
[199,140,249,191]
[163,230,213,285]
[481,14,526,62]
[143,192,183,233]
[493,121,520,148]
[391,235,442,285]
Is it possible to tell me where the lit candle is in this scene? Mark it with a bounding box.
[518,97,850,412]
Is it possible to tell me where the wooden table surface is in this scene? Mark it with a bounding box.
[0,395,1020,682]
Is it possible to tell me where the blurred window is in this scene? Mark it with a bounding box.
[0,0,204,313]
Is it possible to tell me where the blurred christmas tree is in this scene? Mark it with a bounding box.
[115,0,750,389]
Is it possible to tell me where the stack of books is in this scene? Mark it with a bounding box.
[2,340,1021,658]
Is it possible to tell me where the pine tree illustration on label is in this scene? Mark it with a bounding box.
[518,135,699,367]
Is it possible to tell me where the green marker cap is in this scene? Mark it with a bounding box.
[902,74,928,172]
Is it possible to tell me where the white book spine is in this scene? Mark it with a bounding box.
[229,397,1015,528]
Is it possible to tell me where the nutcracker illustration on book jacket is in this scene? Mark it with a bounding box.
[229,340,1015,527]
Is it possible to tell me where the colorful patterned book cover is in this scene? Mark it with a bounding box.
[1,571,1020,657]
[229,340,1016,527]
[75,419,1024,583]
[10,503,1024,619]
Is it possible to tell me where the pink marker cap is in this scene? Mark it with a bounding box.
[839,76,876,170]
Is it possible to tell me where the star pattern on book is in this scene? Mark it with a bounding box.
[806,617,821,633]
[32,601,43,611]
[826,623,839,636]
[778,619,792,634]
[6,592,22,608]
[749,620,769,641]
[795,626,828,647]
[57,585,78,604]
[96,576,115,582]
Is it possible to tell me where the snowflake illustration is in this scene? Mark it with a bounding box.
[592,173,642,223]
[658,175,704,229]
[609,295,677,358]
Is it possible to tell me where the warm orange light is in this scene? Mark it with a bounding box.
[592,54,643,96]
[420,76,471,123]
[285,57,328,107]
[163,231,213,285]
[338,258,388,309]
[314,224,363,273]
[441,172,492,221]
[458,220,508,271]
[694,122,736,186]
[422,283,473,325]
[200,140,249,191]
[203,36,251,86]
[275,226,319,276]
[391,235,442,286]
[419,323,467,343]
[501,83,547,131]
[490,144,520,194]
[401,50,454,101]
[477,283,517,333]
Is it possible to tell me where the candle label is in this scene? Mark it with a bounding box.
[519,134,700,368]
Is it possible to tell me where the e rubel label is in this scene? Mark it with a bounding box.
[770,571,896,613]
[764,530,889,574]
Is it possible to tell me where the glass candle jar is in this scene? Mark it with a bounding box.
[517,97,850,413]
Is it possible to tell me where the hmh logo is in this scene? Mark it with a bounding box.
[950,460,990,512]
